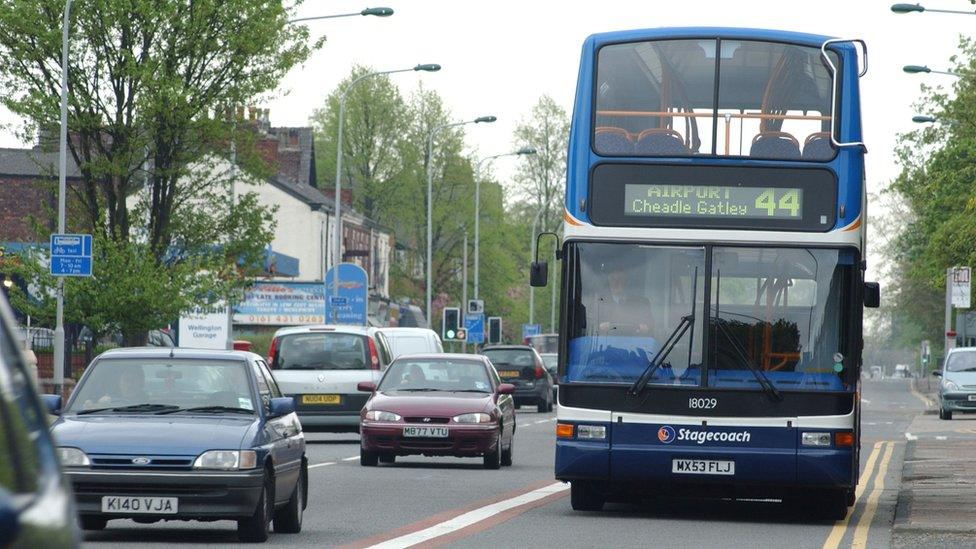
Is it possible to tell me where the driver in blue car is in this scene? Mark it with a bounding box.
[83,367,147,409]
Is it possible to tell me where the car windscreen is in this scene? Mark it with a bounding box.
[483,349,537,379]
[67,359,255,413]
[277,332,370,370]
[946,352,976,372]
[379,359,491,392]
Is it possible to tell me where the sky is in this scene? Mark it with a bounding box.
[0,0,969,263]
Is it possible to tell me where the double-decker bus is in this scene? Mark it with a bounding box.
[538,28,878,519]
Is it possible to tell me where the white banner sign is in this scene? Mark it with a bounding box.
[179,306,229,349]
[951,266,971,309]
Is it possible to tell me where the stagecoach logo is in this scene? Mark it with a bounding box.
[658,426,676,444]
[131,457,151,465]
[423,417,432,423]
[317,374,326,383]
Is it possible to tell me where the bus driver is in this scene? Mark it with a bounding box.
[597,264,653,336]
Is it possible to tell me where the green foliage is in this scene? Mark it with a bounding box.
[0,0,313,342]
[880,36,976,355]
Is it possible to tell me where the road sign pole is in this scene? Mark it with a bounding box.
[462,233,468,354]
[54,0,73,397]
[946,267,954,354]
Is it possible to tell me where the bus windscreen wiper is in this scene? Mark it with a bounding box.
[628,314,694,395]
[711,316,783,402]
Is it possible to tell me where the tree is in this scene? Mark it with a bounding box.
[311,65,410,221]
[0,0,315,343]
[511,95,570,233]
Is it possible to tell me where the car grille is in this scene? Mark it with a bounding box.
[962,384,976,389]
[404,417,450,424]
[89,455,195,471]
[400,440,454,450]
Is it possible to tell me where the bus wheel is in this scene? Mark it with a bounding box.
[570,481,606,512]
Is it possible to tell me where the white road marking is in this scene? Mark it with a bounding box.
[936,436,948,441]
[905,432,918,441]
[365,482,569,548]
[534,419,549,424]
[520,423,532,428]
[865,422,877,426]
[342,456,360,462]
[861,398,871,404]
[309,462,336,469]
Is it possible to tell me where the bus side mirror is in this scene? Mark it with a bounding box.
[864,282,880,308]
[530,262,548,287]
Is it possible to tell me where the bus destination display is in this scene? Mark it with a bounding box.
[624,184,803,220]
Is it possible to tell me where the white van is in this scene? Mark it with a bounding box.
[377,327,443,359]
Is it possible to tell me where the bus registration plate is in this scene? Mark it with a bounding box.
[672,459,734,475]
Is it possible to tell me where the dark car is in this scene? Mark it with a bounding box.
[540,353,558,397]
[482,346,554,412]
[0,295,80,548]
[44,348,307,542]
[358,354,516,469]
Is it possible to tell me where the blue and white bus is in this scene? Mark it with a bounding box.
[534,28,878,519]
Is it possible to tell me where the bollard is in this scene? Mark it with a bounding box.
[22,348,38,388]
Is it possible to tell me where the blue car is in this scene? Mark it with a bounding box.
[43,348,307,542]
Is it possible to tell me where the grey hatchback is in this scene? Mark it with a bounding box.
[935,348,976,420]
[0,294,81,547]
[481,346,554,412]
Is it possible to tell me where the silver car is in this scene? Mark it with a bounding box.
[935,348,976,420]
[268,325,394,432]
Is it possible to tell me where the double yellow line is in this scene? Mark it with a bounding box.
[822,440,896,549]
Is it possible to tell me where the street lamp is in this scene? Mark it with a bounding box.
[913,115,939,123]
[891,3,976,14]
[903,65,959,77]
[473,146,535,301]
[289,7,394,24]
[331,64,441,319]
[426,116,496,327]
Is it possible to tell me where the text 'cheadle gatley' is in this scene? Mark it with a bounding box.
[628,184,750,216]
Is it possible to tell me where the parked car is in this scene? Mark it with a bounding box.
[357,354,516,469]
[0,295,80,548]
[894,364,912,378]
[934,347,976,420]
[43,347,306,542]
[267,325,394,432]
[378,327,443,359]
[481,345,554,412]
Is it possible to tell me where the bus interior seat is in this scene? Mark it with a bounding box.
[594,126,632,155]
[801,132,834,160]
[750,132,801,160]
[635,128,689,156]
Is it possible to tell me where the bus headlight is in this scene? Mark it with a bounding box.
[801,432,831,447]
[577,425,606,440]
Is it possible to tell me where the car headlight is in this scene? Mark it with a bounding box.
[943,379,960,391]
[364,410,402,422]
[57,447,90,467]
[193,450,257,470]
[453,413,493,424]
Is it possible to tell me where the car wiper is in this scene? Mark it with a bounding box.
[397,388,439,392]
[159,406,254,415]
[711,316,783,402]
[450,389,492,393]
[76,403,180,415]
[629,314,694,395]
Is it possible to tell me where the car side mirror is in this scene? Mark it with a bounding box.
[932,370,942,377]
[357,381,377,392]
[497,383,515,395]
[864,282,880,308]
[530,262,548,287]
[268,397,295,418]
[41,394,62,415]
[0,487,19,547]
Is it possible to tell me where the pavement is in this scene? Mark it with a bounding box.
[892,378,976,548]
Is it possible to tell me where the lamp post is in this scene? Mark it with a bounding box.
[913,115,939,124]
[473,147,535,301]
[891,3,976,15]
[53,0,73,397]
[289,7,394,24]
[426,116,496,327]
[332,64,440,320]
[903,65,960,77]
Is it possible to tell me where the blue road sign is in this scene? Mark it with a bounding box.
[324,263,368,325]
[465,313,485,344]
[50,234,93,277]
[522,323,542,340]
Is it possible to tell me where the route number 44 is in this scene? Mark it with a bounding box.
[755,189,799,217]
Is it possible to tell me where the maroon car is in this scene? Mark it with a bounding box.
[358,354,516,469]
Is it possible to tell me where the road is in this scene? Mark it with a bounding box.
[84,379,926,548]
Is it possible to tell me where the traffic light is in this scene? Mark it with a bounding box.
[488,316,502,345]
[442,307,460,341]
